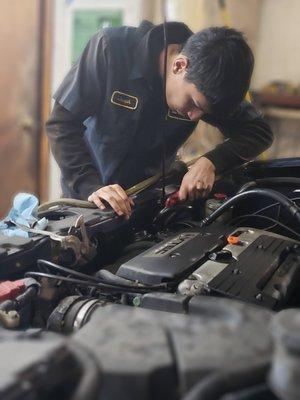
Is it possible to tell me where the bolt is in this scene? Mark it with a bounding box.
[255,293,263,301]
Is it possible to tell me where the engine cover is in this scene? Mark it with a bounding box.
[193,228,300,309]
[117,227,300,309]
[117,231,226,285]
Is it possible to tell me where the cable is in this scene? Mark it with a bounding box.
[37,259,165,290]
[37,259,101,283]
[264,204,281,231]
[251,197,300,216]
[199,189,300,228]
[231,197,300,230]
[25,271,168,294]
[160,14,168,203]
[153,204,194,230]
[229,214,300,239]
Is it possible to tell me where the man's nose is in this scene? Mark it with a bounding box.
[187,110,204,121]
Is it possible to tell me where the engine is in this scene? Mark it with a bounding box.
[0,157,300,400]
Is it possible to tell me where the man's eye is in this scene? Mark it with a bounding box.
[189,100,198,110]
[193,101,201,111]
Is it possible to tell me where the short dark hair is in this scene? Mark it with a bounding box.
[182,26,254,116]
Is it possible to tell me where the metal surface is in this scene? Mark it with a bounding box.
[73,299,100,331]
[16,215,97,266]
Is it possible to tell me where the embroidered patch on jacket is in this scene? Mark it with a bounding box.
[167,109,193,122]
[111,91,138,110]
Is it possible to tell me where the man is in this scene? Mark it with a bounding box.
[46,21,273,219]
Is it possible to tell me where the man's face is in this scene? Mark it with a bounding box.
[165,55,211,122]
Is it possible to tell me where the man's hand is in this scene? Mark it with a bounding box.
[179,157,216,201]
[88,184,134,219]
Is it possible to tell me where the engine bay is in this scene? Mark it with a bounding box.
[1,157,300,400]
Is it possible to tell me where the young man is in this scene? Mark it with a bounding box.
[46,21,273,218]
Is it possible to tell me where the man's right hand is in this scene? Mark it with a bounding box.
[88,184,134,219]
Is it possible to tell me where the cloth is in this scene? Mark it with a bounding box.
[46,20,273,200]
[0,193,48,238]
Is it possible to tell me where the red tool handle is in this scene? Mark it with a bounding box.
[165,191,181,207]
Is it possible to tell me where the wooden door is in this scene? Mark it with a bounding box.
[0,0,48,217]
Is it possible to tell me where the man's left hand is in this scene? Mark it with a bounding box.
[179,157,216,201]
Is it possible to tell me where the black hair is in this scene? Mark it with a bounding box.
[181,26,254,116]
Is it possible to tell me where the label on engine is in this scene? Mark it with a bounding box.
[147,233,200,257]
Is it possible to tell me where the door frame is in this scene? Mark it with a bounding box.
[38,0,53,203]
[49,0,143,200]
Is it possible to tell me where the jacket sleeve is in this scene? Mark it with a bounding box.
[46,31,109,199]
[46,102,103,199]
[202,101,274,174]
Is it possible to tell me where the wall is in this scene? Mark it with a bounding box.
[252,0,300,89]
[167,0,263,53]
[167,0,264,162]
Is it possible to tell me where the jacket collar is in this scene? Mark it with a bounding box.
[129,21,193,89]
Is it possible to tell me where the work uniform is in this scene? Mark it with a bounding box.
[46,21,273,199]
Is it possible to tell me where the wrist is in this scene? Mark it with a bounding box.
[198,156,216,172]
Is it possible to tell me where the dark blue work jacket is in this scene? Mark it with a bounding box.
[53,21,196,197]
[48,21,273,199]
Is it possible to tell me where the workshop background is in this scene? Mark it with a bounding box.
[0,0,299,217]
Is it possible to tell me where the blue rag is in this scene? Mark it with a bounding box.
[0,193,48,238]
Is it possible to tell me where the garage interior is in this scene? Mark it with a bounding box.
[0,1,300,400]
[0,0,299,214]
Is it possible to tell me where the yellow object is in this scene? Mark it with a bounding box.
[38,173,163,212]
[218,0,231,27]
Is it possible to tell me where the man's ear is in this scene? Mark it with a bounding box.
[172,56,189,74]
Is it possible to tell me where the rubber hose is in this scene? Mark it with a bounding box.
[237,177,300,194]
[95,270,138,287]
[199,189,300,228]
[182,361,270,400]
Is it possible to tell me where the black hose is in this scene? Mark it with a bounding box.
[153,205,194,230]
[220,383,270,400]
[36,259,166,291]
[199,189,300,228]
[25,271,168,294]
[182,361,270,400]
[160,15,168,202]
[0,299,15,312]
[229,213,300,239]
[15,286,38,310]
[95,269,139,287]
[38,259,101,284]
[0,281,39,312]
[237,177,300,194]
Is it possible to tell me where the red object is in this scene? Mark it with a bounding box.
[0,280,25,302]
[165,191,181,207]
[214,193,227,201]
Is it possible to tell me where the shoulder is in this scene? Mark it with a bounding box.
[99,25,138,48]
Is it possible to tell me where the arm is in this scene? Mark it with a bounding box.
[46,102,102,199]
[203,101,274,174]
[46,32,133,217]
[179,101,274,200]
